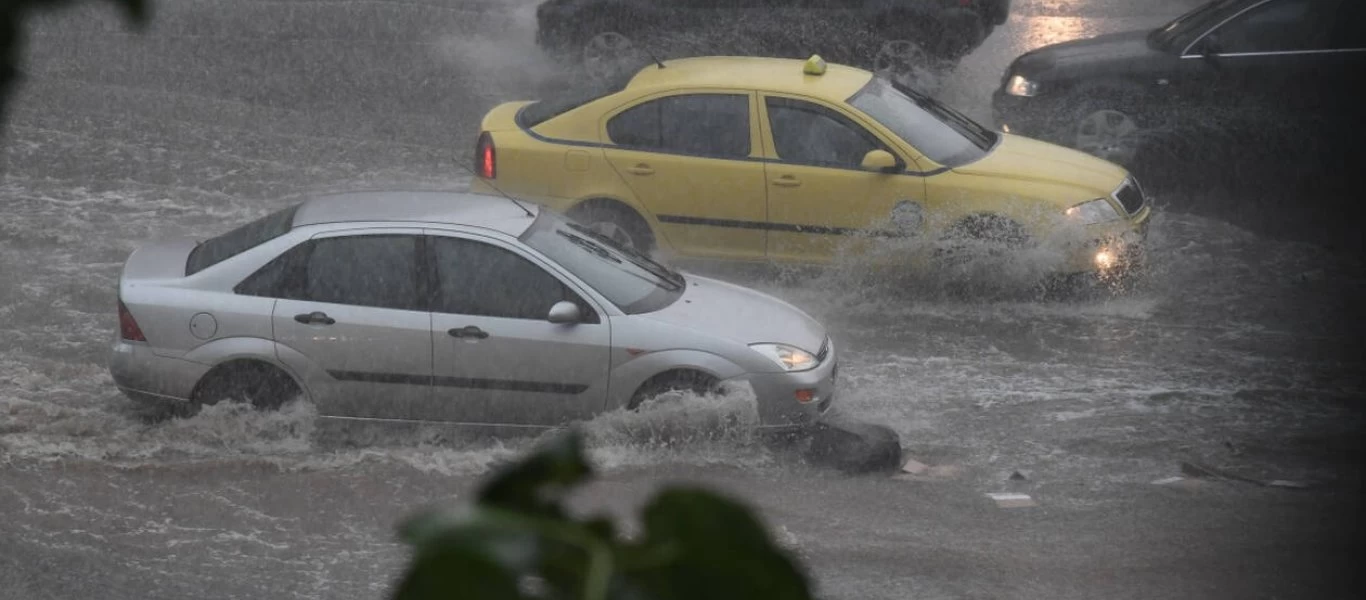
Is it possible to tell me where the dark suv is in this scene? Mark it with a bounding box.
[991,0,1365,171]
[535,0,1010,87]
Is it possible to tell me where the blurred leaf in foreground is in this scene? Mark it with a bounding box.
[393,428,814,600]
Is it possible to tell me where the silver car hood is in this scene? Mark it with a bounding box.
[640,275,827,354]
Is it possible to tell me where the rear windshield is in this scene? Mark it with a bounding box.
[185,204,300,275]
[516,76,632,128]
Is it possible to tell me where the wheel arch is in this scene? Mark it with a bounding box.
[183,337,315,404]
[189,357,306,404]
[606,349,749,412]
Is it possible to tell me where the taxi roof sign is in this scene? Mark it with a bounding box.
[803,54,827,75]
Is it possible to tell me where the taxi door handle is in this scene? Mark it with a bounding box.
[772,175,802,187]
[626,164,655,175]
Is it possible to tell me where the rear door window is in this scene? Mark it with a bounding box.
[306,236,422,310]
[607,94,751,158]
[236,235,422,311]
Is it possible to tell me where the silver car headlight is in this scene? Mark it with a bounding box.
[749,343,819,372]
[1005,74,1039,97]
[1065,198,1121,225]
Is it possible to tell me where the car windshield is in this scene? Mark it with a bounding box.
[1148,0,1247,52]
[520,211,685,314]
[847,77,997,167]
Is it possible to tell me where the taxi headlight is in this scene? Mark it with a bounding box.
[1065,199,1122,225]
[1005,74,1039,97]
[750,343,818,372]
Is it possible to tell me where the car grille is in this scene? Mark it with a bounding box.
[1113,179,1145,215]
[816,337,831,363]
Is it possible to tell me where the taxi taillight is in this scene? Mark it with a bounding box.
[475,132,496,179]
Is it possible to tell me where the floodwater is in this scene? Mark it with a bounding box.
[3,1,1362,599]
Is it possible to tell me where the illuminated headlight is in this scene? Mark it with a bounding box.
[1005,74,1039,97]
[750,343,819,372]
[1065,199,1121,225]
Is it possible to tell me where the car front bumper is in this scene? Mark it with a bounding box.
[109,340,209,405]
[1058,206,1152,276]
[740,340,840,431]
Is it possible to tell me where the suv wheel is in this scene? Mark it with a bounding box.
[1074,108,1143,165]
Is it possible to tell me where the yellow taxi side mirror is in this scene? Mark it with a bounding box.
[860,149,900,173]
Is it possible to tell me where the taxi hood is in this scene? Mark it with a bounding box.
[952,134,1127,201]
[642,275,827,355]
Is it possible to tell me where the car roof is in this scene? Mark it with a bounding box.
[291,190,539,235]
[624,56,873,100]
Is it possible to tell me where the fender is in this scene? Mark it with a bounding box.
[606,348,751,412]
[180,336,315,404]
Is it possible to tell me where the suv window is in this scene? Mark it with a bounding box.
[186,203,300,275]
[766,97,880,168]
[1332,0,1365,49]
[1213,0,1335,53]
[606,94,750,158]
[431,237,593,321]
[235,235,421,310]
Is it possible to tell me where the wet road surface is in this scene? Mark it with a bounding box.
[3,1,1364,598]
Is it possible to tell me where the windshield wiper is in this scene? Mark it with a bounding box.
[566,223,685,288]
[556,229,683,291]
[557,230,623,264]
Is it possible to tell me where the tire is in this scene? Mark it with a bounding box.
[189,361,301,415]
[629,370,722,411]
[1055,83,1152,167]
[933,214,1030,276]
[567,200,656,254]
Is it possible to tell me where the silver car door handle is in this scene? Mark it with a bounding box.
[448,325,489,339]
[293,311,335,325]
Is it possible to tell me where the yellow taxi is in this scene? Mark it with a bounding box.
[471,55,1151,277]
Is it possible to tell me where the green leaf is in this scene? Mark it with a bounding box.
[390,541,523,600]
[626,488,815,600]
[478,429,593,518]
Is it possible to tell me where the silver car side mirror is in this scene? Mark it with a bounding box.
[547,301,582,324]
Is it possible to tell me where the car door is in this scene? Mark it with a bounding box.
[759,93,929,263]
[425,232,612,427]
[264,230,433,420]
[1177,0,1342,134]
[601,91,768,260]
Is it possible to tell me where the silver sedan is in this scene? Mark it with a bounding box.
[110,190,838,431]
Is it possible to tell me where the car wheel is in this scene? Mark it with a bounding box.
[582,31,640,83]
[190,360,301,415]
[568,200,656,254]
[629,370,723,411]
[870,39,944,91]
[1074,108,1143,165]
[934,214,1030,270]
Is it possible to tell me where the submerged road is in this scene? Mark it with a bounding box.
[3,1,1362,598]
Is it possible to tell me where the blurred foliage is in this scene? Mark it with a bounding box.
[0,0,147,125]
[392,428,815,600]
